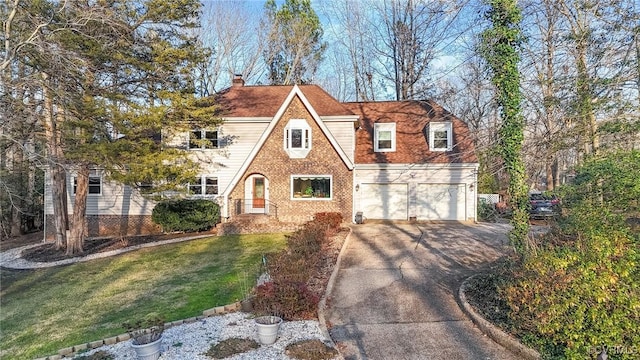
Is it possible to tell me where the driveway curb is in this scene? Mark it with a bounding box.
[458,275,541,360]
[317,226,353,355]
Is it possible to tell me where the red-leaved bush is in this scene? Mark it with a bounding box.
[252,214,342,320]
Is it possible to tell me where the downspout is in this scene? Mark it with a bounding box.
[352,170,357,224]
[473,165,479,223]
[222,193,229,221]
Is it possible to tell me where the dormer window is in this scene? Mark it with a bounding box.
[428,122,453,151]
[284,119,311,158]
[189,129,218,149]
[374,123,396,152]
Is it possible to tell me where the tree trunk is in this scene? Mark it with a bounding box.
[9,145,24,237]
[67,166,89,255]
[42,72,67,249]
[545,156,554,191]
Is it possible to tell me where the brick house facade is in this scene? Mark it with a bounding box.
[227,95,353,224]
[43,79,479,239]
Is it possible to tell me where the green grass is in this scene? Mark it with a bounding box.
[0,233,287,360]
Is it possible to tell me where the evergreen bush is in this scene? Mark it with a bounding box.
[501,151,640,359]
[151,199,220,232]
[477,199,498,222]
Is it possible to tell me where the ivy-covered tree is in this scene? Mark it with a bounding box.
[2,0,219,254]
[261,0,326,85]
[480,0,530,254]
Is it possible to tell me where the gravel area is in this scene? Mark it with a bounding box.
[75,312,341,360]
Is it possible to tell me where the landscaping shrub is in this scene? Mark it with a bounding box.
[252,217,334,320]
[265,250,318,283]
[252,280,319,320]
[499,152,640,359]
[477,199,498,222]
[152,199,220,232]
[313,212,343,235]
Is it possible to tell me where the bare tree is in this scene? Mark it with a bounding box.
[371,0,466,100]
[198,2,265,94]
[319,0,378,101]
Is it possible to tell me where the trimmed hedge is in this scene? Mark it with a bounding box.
[151,199,220,232]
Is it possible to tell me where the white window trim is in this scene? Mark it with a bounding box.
[284,119,312,158]
[374,123,396,152]
[72,175,102,196]
[189,129,219,150]
[188,175,219,196]
[290,175,333,201]
[429,122,453,151]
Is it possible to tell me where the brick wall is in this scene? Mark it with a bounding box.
[228,95,353,224]
[45,215,161,240]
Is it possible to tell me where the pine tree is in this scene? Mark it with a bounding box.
[2,0,219,254]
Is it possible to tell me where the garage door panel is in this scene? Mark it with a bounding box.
[360,183,408,220]
[416,184,465,221]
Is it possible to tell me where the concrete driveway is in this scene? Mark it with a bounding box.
[326,222,520,360]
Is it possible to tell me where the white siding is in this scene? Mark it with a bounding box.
[44,121,271,217]
[196,122,270,194]
[44,171,156,216]
[325,122,355,164]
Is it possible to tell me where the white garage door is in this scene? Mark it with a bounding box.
[416,184,466,221]
[360,183,408,220]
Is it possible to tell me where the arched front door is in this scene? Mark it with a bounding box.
[253,177,265,209]
[244,174,268,213]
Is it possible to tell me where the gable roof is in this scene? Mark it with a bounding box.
[215,84,355,118]
[222,85,355,197]
[343,100,478,164]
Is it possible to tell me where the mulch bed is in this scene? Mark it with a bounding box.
[21,231,212,263]
[307,228,349,299]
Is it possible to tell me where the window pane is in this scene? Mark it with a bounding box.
[293,176,331,198]
[433,130,449,149]
[376,128,393,150]
[88,177,101,194]
[434,130,448,140]
[378,130,392,141]
[291,129,302,148]
[189,177,202,195]
[205,177,218,194]
[378,140,392,149]
[189,130,202,149]
[205,131,218,148]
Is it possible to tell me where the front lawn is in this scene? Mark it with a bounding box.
[0,233,286,360]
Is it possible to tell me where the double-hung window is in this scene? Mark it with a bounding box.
[73,175,102,195]
[374,123,396,152]
[284,119,311,158]
[428,122,453,151]
[189,176,218,195]
[189,129,218,149]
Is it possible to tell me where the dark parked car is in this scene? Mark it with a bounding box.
[529,193,560,219]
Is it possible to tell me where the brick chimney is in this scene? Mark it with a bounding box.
[232,74,245,87]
